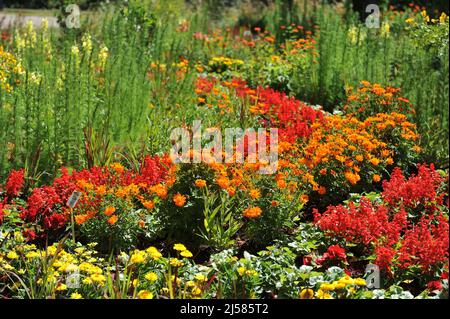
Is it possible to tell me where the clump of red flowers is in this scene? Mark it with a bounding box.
[316,245,347,267]
[314,164,449,274]
[20,155,172,231]
[382,164,447,213]
[5,169,25,198]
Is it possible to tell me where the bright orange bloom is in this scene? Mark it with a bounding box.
[173,193,187,207]
[372,174,381,183]
[227,187,236,197]
[75,214,89,225]
[195,179,207,188]
[143,200,155,210]
[243,206,262,218]
[249,189,261,199]
[108,215,118,225]
[318,186,327,195]
[110,163,125,174]
[344,171,361,185]
[104,206,116,217]
[138,220,145,228]
[150,184,168,199]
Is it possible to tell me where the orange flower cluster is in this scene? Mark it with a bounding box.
[243,206,262,218]
[344,81,415,119]
[297,112,420,192]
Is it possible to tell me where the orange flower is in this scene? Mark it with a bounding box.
[104,206,116,217]
[195,179,207,188]
[216,177,230,189]
[96,185,107,196]
[344,171,361,185]
[271,200,279,207]
[173,193,187,207]
[138,220,145,228]
[372,174,381,183]
[75,214,89,225]
[370,158,380,166]
[108,215,118,225]
[110,163,125,174]
[243,206,262,218]
[249,189,261,200]
[318,186,327,195]
[227,187,236,197]
[150,184,168,199]
[143,200,155,210]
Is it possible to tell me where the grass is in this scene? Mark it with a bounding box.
[1,9,57,17]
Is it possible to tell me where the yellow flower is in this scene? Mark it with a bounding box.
[237,267,246,276]
[316,289,333,299]
[191,287,202,296]
[180,250,193,258]
[354,278,366,286]
[7,251,19,259]
[320,283,335,291]
[137,290,154,299]
[82,277,93,285]
[146,247,162,260]
[173,243,187,252]
[194,273,208,282]
[70,292,83,299]
[130,250,147,264]
[170,258,184,268]
[90,274,106,283]
[144,272,158,282]
[56,284,68,291]
[300,288,314,299]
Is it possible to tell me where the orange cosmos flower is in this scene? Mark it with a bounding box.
[108,215,118,225]
[104,206,116,217]
[195,179,207,188]
[318,186,327,195]
[243,206,262,218]
[173,193,187,207]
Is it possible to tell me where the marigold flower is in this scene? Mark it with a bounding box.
[104,206,116,217]
[243,206,262,218]
[173,193,187,207]
[107,215,118,225]
[249,189,261,199]
[195,179,207,188]
[143,200,155,210]
[372,174,381,183]
[75,214,89,225]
